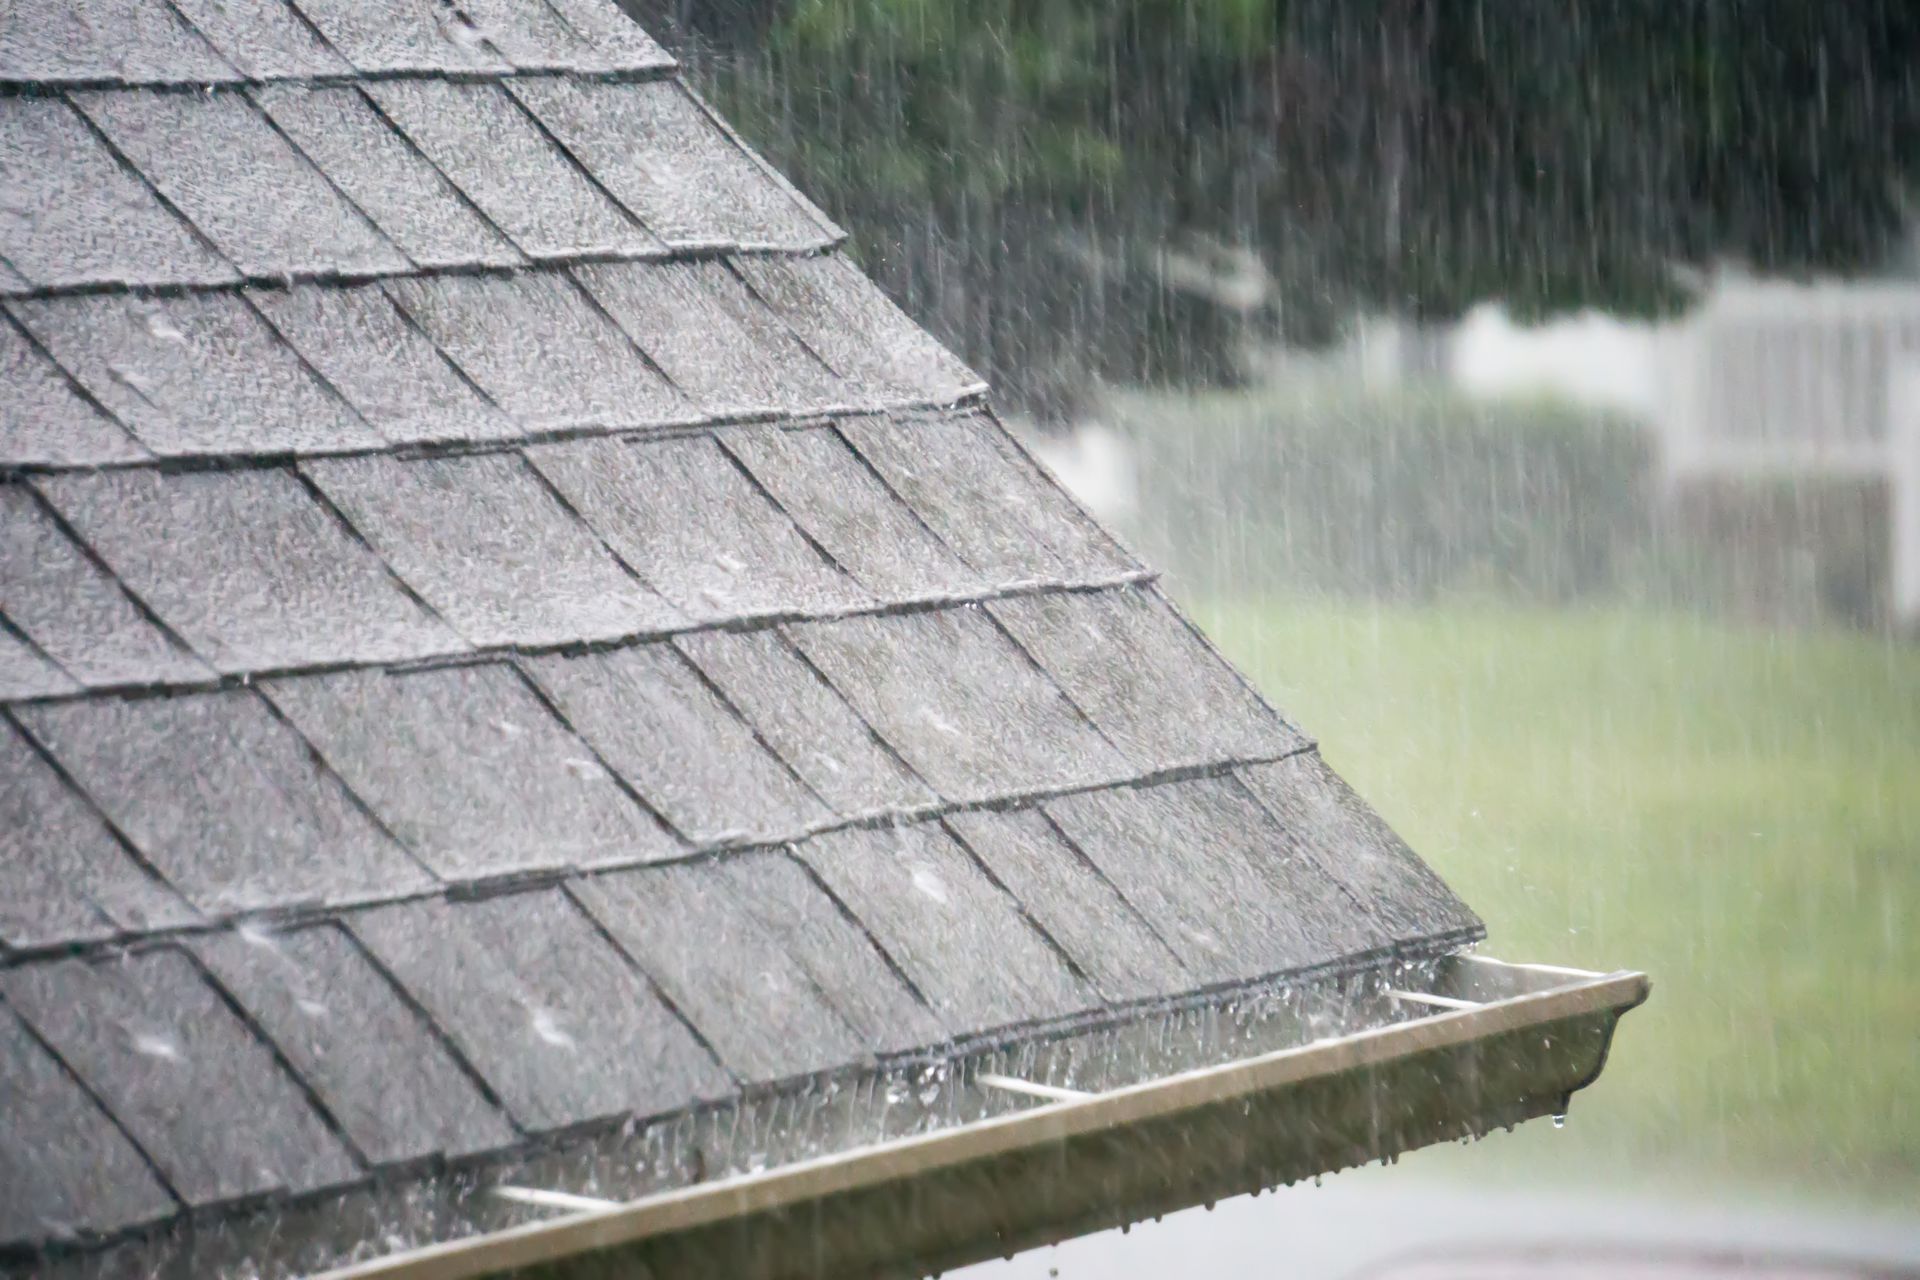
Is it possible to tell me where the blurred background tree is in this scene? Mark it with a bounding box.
[626,0,1920,419]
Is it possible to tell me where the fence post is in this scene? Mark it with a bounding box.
[1653,321,1700,488]
[1893,368,1920,632]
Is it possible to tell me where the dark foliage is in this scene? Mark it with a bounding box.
[628,0,1920,417]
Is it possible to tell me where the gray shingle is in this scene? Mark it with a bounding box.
[0,1004,175,1248]
[0,97,234,290]
[453,0,631,72]
[575,865,868,1082]
[944,808,1190,1005]
[540,0,676,71]
[352,890,728,1133]
[254,86,522,271]
[264,663,677,880]
[713,852,944,1055]
[0,626,75,699]
[797,823,1093,1032]
[446,0,585,69]
[524,644,828,846]
[292,0,509,75]
[840,411,1136,586]
[675,627,933,817]
[0,949,359,1207]
[0,318,147,467]
[989,587,1304,773]
[1237,753,1483,945]
[38,467,462,673]
[572,259,842,415]
[250,283,515,445]
[10,291,378,458]
[1045,776,1386,986]
[0,259,26,293]
[0,484,209,688]
[194,924,515,1166]
[0,718,196,951]
[369,81,656,260]
[733,255,982,404]
[512,79,826,249]
[305,453,677,647]
[0,5,116,83]
[16,689,431,916]
[386,271,684,430]
[529,435,865,622]
[75,90,404,280]
[723,425,979,601]
[788,608,1127,804]
[171,0,350,78]
[0,0,237,85]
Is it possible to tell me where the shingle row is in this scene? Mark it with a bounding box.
[0,851,929,1246]
[0,413,1130,687]
[0,260,981,469]
[0,78,835,297]
[0,0,672,87]
[0,581,1302,950]
[0,754,1477,1248]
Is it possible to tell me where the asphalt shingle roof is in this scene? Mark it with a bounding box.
[0,2,1482,1271]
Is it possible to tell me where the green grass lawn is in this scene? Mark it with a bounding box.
[1187,595,1920,1208]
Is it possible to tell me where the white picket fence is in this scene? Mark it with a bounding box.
[1653,279,1920,626]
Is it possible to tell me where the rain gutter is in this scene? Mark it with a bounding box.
[315,956,1649,1280]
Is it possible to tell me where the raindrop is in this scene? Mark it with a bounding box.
[144,311,186,343]
[1551,1113,1567,1129]
[910,865,950,904]
[529,1008,576,1049]
[236,921,279,949]
[437,11,486,49]
[131,1032,182,1061]
[922,709,960,736]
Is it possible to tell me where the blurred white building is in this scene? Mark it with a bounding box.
[1444,278,1920,627]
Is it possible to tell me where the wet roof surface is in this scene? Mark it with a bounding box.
[0,1,1480,1271]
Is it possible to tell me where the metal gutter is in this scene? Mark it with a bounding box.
[313,957,1648,1280]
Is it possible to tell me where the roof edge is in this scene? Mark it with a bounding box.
[316,957,1650,1280]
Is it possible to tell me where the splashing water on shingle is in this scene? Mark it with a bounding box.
[910,865,950,904]
[142,312,185,344]
[236,922,278,949]
[529,1007,577,1050]
[130,1031,183,1062]
[437,12,486,50]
